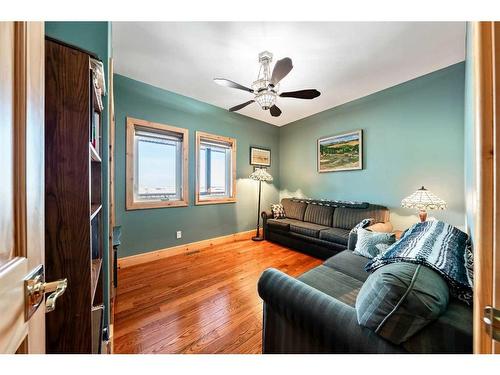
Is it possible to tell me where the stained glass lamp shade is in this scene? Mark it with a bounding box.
[249,168,273,182]
[401,186,447,222]
[250,168,273,241]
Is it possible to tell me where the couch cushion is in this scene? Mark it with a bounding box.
[267,218,304,232]
[298,265,363,307]
[319,227,350,245]
[323,250,371,282]
[303,204,334,226]
[332,205,390,230]
[270,230,347,259]
[281,198,308,221]
[355,262,450,345]
[290,221,330,238]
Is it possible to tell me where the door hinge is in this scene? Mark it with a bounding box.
[483,306,500,341]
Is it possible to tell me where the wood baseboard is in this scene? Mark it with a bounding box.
[117,229,256,269]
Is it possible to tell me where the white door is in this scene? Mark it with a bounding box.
[0,21,65,354]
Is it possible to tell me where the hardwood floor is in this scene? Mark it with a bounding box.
[114,239,322,354]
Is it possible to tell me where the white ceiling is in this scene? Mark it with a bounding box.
[112,22,466,126]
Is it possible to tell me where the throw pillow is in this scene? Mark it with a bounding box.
[271,204,286,219]
[355,262,450,345]
[375,243,391,253]
[353,228,396,259]
[347,218,375,250]
[351,218,375,233]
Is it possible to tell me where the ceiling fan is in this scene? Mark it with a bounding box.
[214,51,321,117]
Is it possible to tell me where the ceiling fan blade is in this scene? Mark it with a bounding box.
[271,58,293,85]
[214,78,253,93]
[229,100,255,112]
[280,89,321,99]
[269,105,282,117]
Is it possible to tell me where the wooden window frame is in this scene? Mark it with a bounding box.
[195,131,237,205]
[126,117,189,210]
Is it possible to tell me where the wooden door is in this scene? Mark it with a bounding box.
[491,22,500,354]
[472,21,500,354]
[0,21,46,354]
[493,21,500,355]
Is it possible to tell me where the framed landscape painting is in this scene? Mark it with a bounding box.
[317,130,363,172]
[250,146,271,167]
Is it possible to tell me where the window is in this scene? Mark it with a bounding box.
[196,131,236,205]
[126,117,188,209]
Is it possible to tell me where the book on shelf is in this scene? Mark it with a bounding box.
[91,111,100,152]
[91,214,99,258]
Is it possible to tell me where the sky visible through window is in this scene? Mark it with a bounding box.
[200,148,206,192]
[200,146,227,194]
[210,149,226,192]
[138,139,176,195]
[136,138,229,197]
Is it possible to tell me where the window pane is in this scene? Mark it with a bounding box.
[199,147,207,193]
[210,148,227,195]
[199,141,232,200]
[136,137,179,201]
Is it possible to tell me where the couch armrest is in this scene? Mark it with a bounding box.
[367,221,393,233]
[261,210,273,221]
[258,268,402,353]
[261,211,273,239]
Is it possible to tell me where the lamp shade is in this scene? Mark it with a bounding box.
[249,168,273,182]
[401,186,447,210]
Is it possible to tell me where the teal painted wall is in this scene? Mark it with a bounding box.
[45,21,112,331]
[279,62,466,230]
[114,74,281,257]
[464,23,475,242]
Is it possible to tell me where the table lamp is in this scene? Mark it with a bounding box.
[250,167,273,241]
[401,186,447,222]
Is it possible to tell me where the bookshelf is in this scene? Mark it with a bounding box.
[44,37,106,354]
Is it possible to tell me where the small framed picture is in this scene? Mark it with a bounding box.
[318,129,363,172]
[250,147,271,167]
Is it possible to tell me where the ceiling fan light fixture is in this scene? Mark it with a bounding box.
[215,50,320,117]
[254,91,277,110]
[251,78,267,93]
[252,79,279,93]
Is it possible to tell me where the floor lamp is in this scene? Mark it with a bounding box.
[250,167,273,241]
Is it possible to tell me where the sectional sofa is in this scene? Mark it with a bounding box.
[261,198,392,259]
[258,247,473,353]
[258,198,473,353]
